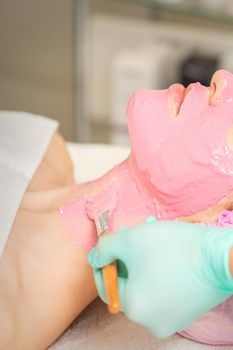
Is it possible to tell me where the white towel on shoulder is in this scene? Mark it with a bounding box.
[0,111,58,258]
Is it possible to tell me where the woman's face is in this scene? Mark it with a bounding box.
[127,70,233,219]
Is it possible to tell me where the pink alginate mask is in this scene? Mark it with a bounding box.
[59,160,155,250]
[128,69,233,219]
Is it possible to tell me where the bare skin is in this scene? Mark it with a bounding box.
[0,134,98,350]
[1,132,233,350]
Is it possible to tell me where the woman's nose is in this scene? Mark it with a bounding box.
[209,69,233,106]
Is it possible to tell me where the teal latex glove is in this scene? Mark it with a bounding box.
[88,217,233,337]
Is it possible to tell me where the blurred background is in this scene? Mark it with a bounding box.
[0,0,233,144]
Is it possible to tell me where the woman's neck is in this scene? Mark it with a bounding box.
[59,154,156,250]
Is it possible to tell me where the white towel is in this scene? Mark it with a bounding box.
[0,111,58,257]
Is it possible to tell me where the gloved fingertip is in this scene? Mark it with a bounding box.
[87,247,100,267]
[145,215,157,224]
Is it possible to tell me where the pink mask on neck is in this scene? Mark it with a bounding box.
[128,70,233,219]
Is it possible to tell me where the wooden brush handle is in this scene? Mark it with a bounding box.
[102,261,120,314]
[101,230,120,314]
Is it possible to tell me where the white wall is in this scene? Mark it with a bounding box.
[89,14,233,125]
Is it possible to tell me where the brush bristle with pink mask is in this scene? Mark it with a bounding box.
[86,186,120,314]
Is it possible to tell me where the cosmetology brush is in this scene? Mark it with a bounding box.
[86,187,120,314]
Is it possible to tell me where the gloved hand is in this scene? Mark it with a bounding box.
[88,217,233,337]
